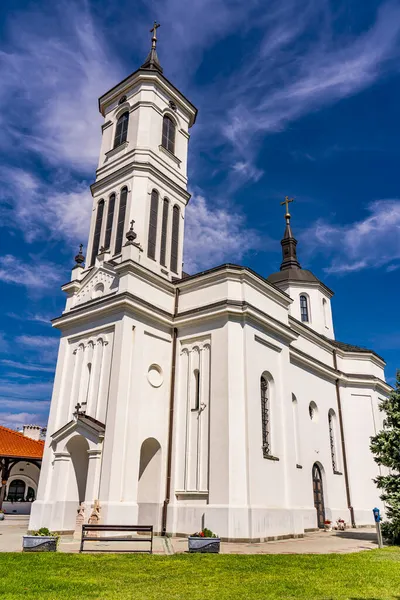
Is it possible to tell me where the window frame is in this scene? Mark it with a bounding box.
[147,189,160,260]
[170,205,180,273]
[113,111,129,149]
[90,199,105,266]
[114,187,128,255]
[161,115,176,154]
[260,375,271,458]
[300,294,310,323]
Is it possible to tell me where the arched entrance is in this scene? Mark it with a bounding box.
[312,463,325,528]
[137,438,162,528]
[66,435,89,504]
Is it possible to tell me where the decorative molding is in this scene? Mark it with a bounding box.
[263,455,280,462]
[254,334,282,353]
[105,141,129,160]
[158,144,181,166]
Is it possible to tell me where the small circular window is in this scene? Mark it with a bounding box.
[309,401,318,421]
[147,364,163,388]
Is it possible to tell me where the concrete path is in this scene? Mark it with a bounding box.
[0,517,380,555]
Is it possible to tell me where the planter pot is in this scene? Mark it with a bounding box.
[23,536,58,552]
[324,524,332,532]
[188,536,220,553]
[0,513,4,521]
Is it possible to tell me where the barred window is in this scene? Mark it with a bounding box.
[160,198,169,266]
[90,199,105,266]
[148,189,159,260]
[170,205,180,273]
[328,410,337,472]
[162,115,176,154]
[261,375,270,457]
[300,295,309,322]
[104,193,116,250]
[114,187,128,255]
[114,112,129,148]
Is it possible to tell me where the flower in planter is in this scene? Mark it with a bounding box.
[191,528,218,538]
[324,520,331,525]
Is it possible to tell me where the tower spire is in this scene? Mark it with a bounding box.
[279,196,301,271]
[141,21,163,73]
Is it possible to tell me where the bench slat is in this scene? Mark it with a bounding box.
[80,524,153,554]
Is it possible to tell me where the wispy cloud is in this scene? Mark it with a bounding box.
[0,2,123,171]
[0,360,55,373]
[220,1,400,179]
[16,335,59,350]
[0,255,62,291]
[0,412,45,429]
[7,312,52,325]
[0,167,92,245]
[301,199,400,274]
[184,191,261,273]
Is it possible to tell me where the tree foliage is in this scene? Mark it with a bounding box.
[370,371,400,544]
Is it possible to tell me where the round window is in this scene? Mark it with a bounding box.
[147,364,163,388]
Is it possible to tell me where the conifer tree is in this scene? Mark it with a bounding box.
[370,370,400,544]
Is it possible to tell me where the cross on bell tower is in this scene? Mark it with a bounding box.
[279,196,301,271]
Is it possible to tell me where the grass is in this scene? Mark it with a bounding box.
[1,549,400,599]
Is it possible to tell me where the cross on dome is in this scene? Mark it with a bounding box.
[141,21,163,73]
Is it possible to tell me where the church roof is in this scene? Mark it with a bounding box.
[329,338,384,361]
[0,425,44,459]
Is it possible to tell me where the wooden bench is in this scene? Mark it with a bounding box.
[80,524,153,553]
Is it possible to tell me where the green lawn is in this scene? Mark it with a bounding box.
[1,549,400,599]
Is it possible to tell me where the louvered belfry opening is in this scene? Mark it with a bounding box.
[147,190,159,260]
[160,198,169,266]
[114,187,128,255]
[170,205,180,273]
[114,112,129,148]
[162,115,175,154]
[90,200,105,266]
[104,193,116,250]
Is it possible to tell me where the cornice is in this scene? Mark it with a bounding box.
[114,259,175,295]
[98,68,198,126]
[91,159,190,202]
[289,316,334,355]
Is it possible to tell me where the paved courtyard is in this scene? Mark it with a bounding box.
[0,516,381,554]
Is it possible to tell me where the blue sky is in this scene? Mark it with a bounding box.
[1,0,400,429]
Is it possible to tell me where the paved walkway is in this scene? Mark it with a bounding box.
[0,517,380,554]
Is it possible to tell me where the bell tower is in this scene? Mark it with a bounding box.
[86,23,197,280]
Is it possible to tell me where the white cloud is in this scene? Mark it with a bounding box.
[0,166,92,245]
[0,333,9,353]
[0,2,123,171]
[183,192,261,273]
[16,335,59,350]
[219,1,400,180]
[0,360,55,373]
[0,412,44,429]
[0,255,62,290]
[301,199,400,274]
[7,312,52,325]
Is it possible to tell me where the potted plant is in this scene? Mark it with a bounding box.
[23,528,59,552]
[0,509,5,521]
[324,520,332,532]
[188,528,220,553]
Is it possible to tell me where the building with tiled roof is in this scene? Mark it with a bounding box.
[0,425,45,515]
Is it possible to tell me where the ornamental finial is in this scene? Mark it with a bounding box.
[126,220,137,244]
[74,244,85,266]
[150,21,160,49]
[280,196,294,219]
[141,22,163,73]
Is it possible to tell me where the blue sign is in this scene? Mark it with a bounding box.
[373,507,381,523]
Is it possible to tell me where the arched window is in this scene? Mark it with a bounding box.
[147,189,159,260]
[193,369,200,411]
[328,410,338,472]
[300,295,309,322]
[114,187,128,254]
[104,193,116,250]
[162,115,176,154]
[322,298,328,328]
[114,111,129,148]
[160,198,169,266]
[260,375,270,457]
[292,394,301,466]
[170,205,180,273]
[90,199,105,266]
[7,479,26,501]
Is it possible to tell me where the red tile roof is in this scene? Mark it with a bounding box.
[0,425,44,459]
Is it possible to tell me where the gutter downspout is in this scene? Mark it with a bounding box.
[162,287,180,536]
[333,349,356,528]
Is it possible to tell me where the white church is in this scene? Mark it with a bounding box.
[30,26,391,541]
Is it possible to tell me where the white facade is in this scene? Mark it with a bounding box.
[30,42,391,540]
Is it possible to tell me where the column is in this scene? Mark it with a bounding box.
[84,449,103,506]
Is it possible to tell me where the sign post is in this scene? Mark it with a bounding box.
[372,507,383,548]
